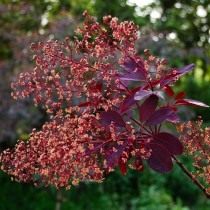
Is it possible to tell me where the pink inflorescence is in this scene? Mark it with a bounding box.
[177,119,210,189]
[1,12,208,189]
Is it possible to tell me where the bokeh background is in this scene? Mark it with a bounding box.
[0,0,210,209]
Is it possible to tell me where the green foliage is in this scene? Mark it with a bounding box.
[179,74,210,121]
[93,0,137,21]
[1,163,210,210]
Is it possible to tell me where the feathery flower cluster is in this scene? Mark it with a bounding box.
[1,111,105,188]
[177,119,210,189]
[11,13,137,113]
[1,13,209,192]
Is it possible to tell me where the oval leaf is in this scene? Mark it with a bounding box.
[120,94,136,113]
[146,107,175,126]
[121,57,146,81]
[139,94,158,121]
[148,143,173,173]
[154,132,183,155]
[123,57,138,72]
[100,111,126,127]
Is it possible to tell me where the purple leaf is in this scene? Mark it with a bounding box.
[117,80,130,90]
[119,71,145,81]
[148,143,173,173]
[106,141,128,168]
[154,132,183,155]
[120,94,136,113]
[176,99,209,108]
[160,72,177,87]
[100,111,126,127]
[134,90,153,101]
[166,112,180,123]
[145,107,175,125]
[135,90,164,101]
[123,57,138,72]
[139,94,158,121]
[177,64,195,75]
[120,57,146,81]
[160,64,195,87]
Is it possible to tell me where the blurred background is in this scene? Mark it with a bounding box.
[0,0,210,209]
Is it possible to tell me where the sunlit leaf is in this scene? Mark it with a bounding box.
[176,99,209,108]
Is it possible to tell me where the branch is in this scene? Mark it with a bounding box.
[173,156,210,199]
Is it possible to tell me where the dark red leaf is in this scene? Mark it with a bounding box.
[154,132,183,155]
[175,99,209,108]
[120,94,136,113]
[78,101,91,107]
[145,107,175,125]
[164,85,174,97]
[131,86,142,93]
[118,159,127,175]
[100,111,126,127]
[123,57,138,71]
[175,91,185,100]
[119,86,141,114]
[147,143,173,173]
[90,81,103,93]
[139,94,158,121]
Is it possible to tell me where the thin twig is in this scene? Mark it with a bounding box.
[173,156,210,199]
